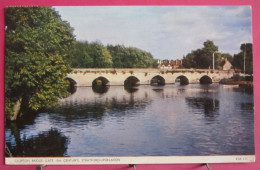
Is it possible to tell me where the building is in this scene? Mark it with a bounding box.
[157,59,183,69]
[222,58,233,70]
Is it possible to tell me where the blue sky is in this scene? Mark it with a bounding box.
[54,6,252,60]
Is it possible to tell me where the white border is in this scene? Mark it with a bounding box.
[5,155,255,165]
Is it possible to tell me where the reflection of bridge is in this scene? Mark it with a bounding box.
[66,68,234,86]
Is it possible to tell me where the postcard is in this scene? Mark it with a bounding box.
[5,6,255,165]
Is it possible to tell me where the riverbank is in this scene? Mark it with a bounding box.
[220,78,253,93]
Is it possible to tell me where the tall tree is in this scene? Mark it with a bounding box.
[5,7,75,121]
[183,40,219,69]
[233,43,253,74]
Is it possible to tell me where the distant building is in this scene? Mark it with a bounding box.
[171,60,183,69]
[222,58,233,70]
[160,63,172,70]
[157,59,183,69]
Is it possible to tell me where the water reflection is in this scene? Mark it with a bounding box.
[186,97,219,117]
[241,103,254,111]
[232,85,253,94]
[152,88,164,92]
[124,86,139,93]
[6,128,69,157]
[5,84,254,157]
[92,85,110,94]
[47,103,106,122]
[47,95,148,123]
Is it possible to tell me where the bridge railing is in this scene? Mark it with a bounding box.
[70,68,235,74]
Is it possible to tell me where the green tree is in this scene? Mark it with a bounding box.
[89,41,113,68]
[66,41,93,68]
[233,43,253,74]
[5,7,75,121]
[182,53,195,68]
[183,40,219,69]
[67,41,113,68]
[107,45,128,68]
[107,44,155,68]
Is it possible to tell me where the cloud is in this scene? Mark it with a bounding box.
[54,6,252,60]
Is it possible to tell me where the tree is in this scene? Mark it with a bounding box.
[233,43,253,74]
[67,41,112,68]
[107,44,156,68]
[66,41,93,68]
[5,7,75,121]
[183,40,219,69]
[89,41,113,68]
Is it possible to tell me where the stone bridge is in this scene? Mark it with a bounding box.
[66,68,235,86]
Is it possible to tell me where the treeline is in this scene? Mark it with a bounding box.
[182,40,253,74]
[66,41,157,68]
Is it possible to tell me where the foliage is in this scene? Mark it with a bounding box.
[67,41,112,68]
[107,44,156,68]
[183,40,219,69]
[68,42,156,68]
[89,41,113,68]
[232,74,245,81]
[5,7,75,120]
[233,43,253,74]
[66,41,93,68]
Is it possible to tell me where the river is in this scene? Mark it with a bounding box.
[5,84,254,157]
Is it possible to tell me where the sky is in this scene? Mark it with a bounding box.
[54,6,252,60]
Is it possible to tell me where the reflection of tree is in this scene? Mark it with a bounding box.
[47,96,149,122]
[6,128,69,157]
[152,88,164,92]
[47,103,107,122]
[106,96,148,117]
[6,110,39,130]
[232,86,254,94]
[240,103,254,111]
[185,97,219,117]
[106,97,134,111]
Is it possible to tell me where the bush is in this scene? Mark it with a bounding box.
[232,75,245,81]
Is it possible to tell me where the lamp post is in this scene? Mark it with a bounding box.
[243,44,246,75]
[212,51,218,70]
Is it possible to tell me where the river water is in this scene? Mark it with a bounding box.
[5,84,254,157]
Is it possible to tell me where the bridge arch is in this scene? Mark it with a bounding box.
[124,76,140,87]
[64,77,77,94]
[200,75,212,84]
[151,75,165,86]
[65,77,77,86]
[92,76,110,86]
[175,75,189,85]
